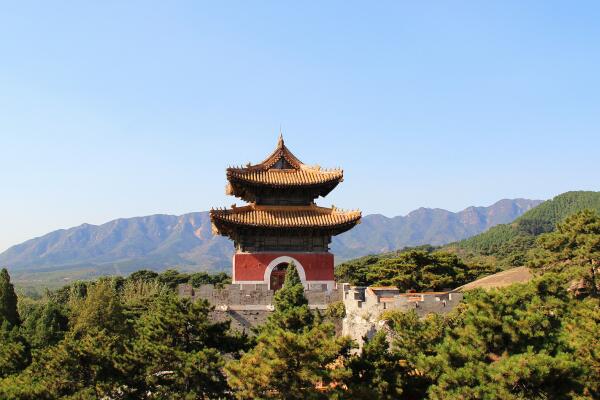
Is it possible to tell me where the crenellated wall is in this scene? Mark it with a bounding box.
[178,283,342,333]
[341,284,463,349]
[178,283,464,340]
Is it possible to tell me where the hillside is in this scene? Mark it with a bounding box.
[0,199,540,287]
[331,198,541,260]
[450,191,600,267]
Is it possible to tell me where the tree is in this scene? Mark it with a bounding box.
[226,263,353,399]
[0,323,30,378]
[0,268,20,327]
[365,250,489,292]
[260,263,314,333]
[226,322,352,400]
[70,279,126,337]
[128,269,159,283]
[157,269,190,289]
[344,311,446,399]
[20,299,68,349]
[126,291,241,399]
[422,274,585,399]
[344,331,404,399]
[529,209,600,297]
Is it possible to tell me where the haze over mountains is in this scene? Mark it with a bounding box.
[1,198,541,284]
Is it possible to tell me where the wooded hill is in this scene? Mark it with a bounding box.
[447,191,600,268]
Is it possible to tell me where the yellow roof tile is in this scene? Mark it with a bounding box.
[226,135,343,187]
[210,203,361,230]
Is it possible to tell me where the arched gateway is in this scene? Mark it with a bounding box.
[210,135,361,291]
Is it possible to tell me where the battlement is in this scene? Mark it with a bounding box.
[178,283,342,332]
[179,283,342,309]
[342,284,463,316]
[341,284,463,349]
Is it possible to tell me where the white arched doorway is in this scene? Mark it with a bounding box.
[264,256,307,290]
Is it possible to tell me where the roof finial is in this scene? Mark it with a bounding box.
[278,125,284,147]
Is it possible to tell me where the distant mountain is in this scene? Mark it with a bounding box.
[451,191,600,267]
[0,198,542,284]
[332,198,542,261]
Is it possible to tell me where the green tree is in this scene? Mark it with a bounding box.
[128,269,159,282]
[365,250,489,292]
[0,323,30,378]
[70,279,126,337]
[423,274,584,399]
[226,263,353,399]
[0,268,20,327]
[264,263,314,332]
[344,331,404,399]
[20,299,68,349]
[157,269,190,289]
[226,322,352,400]
[344,311,446,399]
[126,291,241,399]
[529,209,600,296]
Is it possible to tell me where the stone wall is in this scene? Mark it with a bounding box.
[178,283,463,340]
[342,284,463,349]
[178,283,343,333]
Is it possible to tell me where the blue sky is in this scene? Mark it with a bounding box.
[1,1,599,252]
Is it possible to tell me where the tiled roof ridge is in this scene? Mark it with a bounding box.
[209,202,362,230]
[210,202,361,214]
[226,136,342,174]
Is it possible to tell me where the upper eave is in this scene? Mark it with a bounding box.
[226,167,343,188]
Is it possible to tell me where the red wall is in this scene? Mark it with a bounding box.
[234,252,334,282]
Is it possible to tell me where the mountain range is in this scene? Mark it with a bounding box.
[1,198,542,286]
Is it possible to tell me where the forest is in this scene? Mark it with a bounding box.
[0,208,598,399]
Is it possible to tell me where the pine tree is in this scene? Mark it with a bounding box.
[0,268,20,327]
[126,291,241,399]
[226,262,353,399]
[262,262,314,333]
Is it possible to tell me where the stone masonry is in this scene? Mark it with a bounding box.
[178,283,464,342]
[342,284,463,349]
[178,283,342,333]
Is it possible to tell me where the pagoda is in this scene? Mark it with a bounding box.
[210,135,361,291]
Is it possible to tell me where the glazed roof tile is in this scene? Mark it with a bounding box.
[210,203,361,230]
[226,134,343,187]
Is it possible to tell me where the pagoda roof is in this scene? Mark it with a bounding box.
[227,167,343,187]
[210,203,361,233]
[226,135,343,189]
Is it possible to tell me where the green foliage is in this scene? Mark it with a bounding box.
[325,301,346,319]
[0,268,245,399]
[0,268,20,327]
[336,249,498,291]
[189,271,231,287]
[263,263,314,333]
[423,275,588,399]
[455,191,600,268]
[528,209,600,297]
[128,269,159,282]
[157,269,192,289]
[126,291,241,399]
[20,299,68,349]
[70,279,126,337]
[226,263,353,399]
[0,323,30,379]
[128,268,231,289]
[344,331,404,399]
[226,320,352,400]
